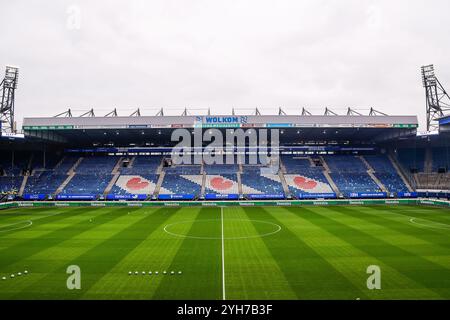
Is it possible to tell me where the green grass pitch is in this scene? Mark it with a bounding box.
[0,204,450,300]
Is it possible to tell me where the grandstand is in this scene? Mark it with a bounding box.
[0,111,448,201]
[1,150,418,201]
[1,147,448,201]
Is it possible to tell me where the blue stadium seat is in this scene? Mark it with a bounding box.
[76,156,118,174]
[61,173,112,195]
[24,171,67,195]
[120,156,162,174]
[0,176,23,194]
[325,156,380,195]
[204,164,239,174]
[205,174,239,194]
[160,174,202,196]
[282,156,333,197]
[164,166,201,175]
[282,156,312,173]
[365,155,408,193]
[54,156,79,174]
[241,170,284,196]
[110,174,160,195]
[330,172,380,194]
[47,156,119,196]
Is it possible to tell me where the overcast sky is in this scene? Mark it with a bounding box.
[1,0,450,130]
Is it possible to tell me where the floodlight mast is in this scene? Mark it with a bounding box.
[421,64,450,131]
[0,66,19,133]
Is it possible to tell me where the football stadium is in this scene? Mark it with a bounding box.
[0,64,449,301]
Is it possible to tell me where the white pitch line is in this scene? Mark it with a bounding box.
[409,218,450,230]
[163,219,281,240]
[0,211,64,234]
[221,206,226,300]
[0,220,33,233]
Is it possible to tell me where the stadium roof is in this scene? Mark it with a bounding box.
[21,113,418,146]
[23,114,418,130]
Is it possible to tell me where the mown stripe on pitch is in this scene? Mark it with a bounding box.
[13,207,168,299]
[5,207,144,300]
[81,207,202,299]
[152,208,222,300]
[332,206,450,271]
[309,206,450,299]
[0,207,115,270]
[0,207,62,225]
[87,207,205,299]
[379,205,450,225]
[395,204,450,214]
[289,206,441,299]
[354,205,450,225]
[281,206,373,299]
[0,207,92,239]
[58,207,180,299]
[244,206,364,299]
[224,206,297,300]
[342,205,450,249]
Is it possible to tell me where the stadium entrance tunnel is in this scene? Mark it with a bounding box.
[163,219,282,240]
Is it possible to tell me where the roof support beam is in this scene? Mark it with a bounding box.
[278,108,286,115]
[54,109,72,117]
[347,107,363,116]
[369,107,388,116]
[80,109,95,117]
[130,108,141,117]
[301,107,312,116]
[324,107,338,116]
[104,108,118,117]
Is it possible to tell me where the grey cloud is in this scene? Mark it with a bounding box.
[0,0,449,130]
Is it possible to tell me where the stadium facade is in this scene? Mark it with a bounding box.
[0,110,449,202]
